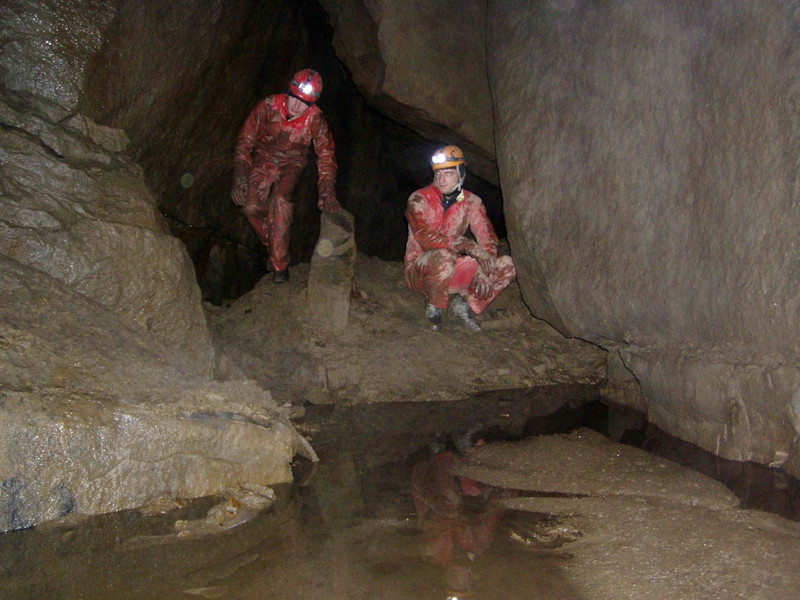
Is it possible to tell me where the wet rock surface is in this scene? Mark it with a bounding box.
[3,398,800,599]
[0,88,310,532]
[0,87,213,374]
[457,428,739,510]
[486,0,800,473]
[0,252,303,532]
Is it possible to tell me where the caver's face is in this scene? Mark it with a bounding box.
[434,168,459,194]
[287,96,310,118]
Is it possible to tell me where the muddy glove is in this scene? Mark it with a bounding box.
[467,246,496,277]
[318,194,341,213]
[470,270,494,301]
[231,177,248,207]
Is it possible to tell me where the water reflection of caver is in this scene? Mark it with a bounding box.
[410,442,502,598]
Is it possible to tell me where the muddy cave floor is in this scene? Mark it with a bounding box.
[206,256,800,599]
[4,256,800,599]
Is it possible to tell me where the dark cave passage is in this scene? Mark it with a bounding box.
[80,0,507,306]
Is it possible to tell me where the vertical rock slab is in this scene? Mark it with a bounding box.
[307,209,356,331]
[487,0,800,471]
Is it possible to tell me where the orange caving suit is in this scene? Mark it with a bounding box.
[404,183,516,314]
[233,94,337,272]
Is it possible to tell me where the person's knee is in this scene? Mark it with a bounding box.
[241,203,261,218]
[269,195,294,217]
[426,249,457,276]
[496,255,516,279]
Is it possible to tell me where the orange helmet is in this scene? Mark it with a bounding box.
[430,145,465,170]
[289,68,323,103]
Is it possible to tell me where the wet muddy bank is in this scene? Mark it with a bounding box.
[295,390,800,522]
[3,390,800,599]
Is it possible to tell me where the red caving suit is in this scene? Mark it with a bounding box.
[404,183,516,314]
[233,94,337,272]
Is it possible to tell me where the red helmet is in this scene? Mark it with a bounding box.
[289,68,323,103]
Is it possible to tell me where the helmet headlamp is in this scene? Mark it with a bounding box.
[430,145,466,170]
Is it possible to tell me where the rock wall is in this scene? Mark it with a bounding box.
[76,0,426,297]
[0,0,116,109]
[0,4,316,528]
[0,252,305,531]
[0,89,214,375]
[487,1,800,472]
[318,0,499,185]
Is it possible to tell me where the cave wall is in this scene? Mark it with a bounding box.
[321,0,800,476]
[2,0,505,304]
[487,0,800,471]
[78,0,329,300]
[0,3,215,373]
[8,0,798,479]
[73,0,439,301]
[318,0,499,185]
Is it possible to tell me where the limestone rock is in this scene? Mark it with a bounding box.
[0,254,305,532]
[0,0,115,110]
[457,428,739,511]
[487,1,800,474]
[307,209,357,331]
[0,88,213,376]
[319,0,498,184]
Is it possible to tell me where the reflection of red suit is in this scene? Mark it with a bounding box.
[233,94,337,271]
[404,184,516,314]
[410,450,499,568]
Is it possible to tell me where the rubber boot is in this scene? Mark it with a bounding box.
[425,303,443,331]
[450,295,481,332]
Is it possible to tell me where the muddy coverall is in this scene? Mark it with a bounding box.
[233,94,337,272]
[404,183,516,314]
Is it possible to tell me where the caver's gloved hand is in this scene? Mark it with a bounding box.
[467,246,496,277]
[318,193,341,213]
[470,270,493,301]
[451,237,496,276]
[231,176,248,206]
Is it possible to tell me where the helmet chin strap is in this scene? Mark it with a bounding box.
[456,165,466,191]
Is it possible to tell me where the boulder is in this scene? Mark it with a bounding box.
[0,88,213,376]
[319,0,498,184]
[487,1,800,473]
[0,254,310,532]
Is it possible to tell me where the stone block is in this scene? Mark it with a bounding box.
[307,209,356,330]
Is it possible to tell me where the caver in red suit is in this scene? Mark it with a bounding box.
[405,145,516,331]
[232,68,339,282]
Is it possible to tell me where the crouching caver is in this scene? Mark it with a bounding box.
[231,68,340,284]
[404,145,516,331]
